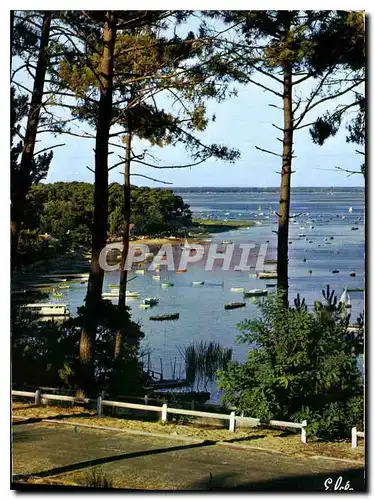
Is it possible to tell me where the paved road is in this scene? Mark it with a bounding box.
[12,421,365,491]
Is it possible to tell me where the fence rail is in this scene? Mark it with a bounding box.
[351,426,365,448]
[12,389,307,441]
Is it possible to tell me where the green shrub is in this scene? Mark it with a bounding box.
[218,288,364,440]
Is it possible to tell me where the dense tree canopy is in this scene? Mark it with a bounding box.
[23,182,193,251]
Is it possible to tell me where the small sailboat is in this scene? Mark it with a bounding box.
[349,206,353,213]
[231,287,244,292]
[339,288,352,308]
[192,281,205,286]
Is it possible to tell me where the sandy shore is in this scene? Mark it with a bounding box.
[119,237,211,247]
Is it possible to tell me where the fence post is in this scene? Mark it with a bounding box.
[144,395,148,405]
[301,420,307,444]
[351,427,357,448]
[97,395,102,416]
[229,411,236,432]
[161,403,168,423]
[34,390,41,406]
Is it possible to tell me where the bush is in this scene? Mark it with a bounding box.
[218,287,364,440]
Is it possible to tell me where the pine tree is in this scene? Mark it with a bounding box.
[203,10,365,305]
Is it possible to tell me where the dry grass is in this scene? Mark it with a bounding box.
[12,403,364,463]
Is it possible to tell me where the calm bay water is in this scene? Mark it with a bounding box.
[47,187,365,398]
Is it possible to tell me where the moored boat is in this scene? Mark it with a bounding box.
[230,287,244,292]
[224,302,246,310]
[161,281,174,288]
[257,272,278,279]
[20,303,70,317]
[150,312,180,321]
[192,281,205,285]
[143,297,159,306]
[243,289,268,297]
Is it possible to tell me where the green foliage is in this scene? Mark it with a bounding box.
[218,289,364,440]
[12,297,148,396]
[22,181,193,252]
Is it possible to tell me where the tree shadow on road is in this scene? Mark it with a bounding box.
[12,439,217,482]
[188,468,366,492]
[12,412,93,426]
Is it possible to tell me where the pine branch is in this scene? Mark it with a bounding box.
[130,173,173,185]
[255,145,282,158]
[295,80,363,129]
[131,158,208,169]
[33,143,65,156]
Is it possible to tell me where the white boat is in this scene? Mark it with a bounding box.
[143,297,159,306]
[135,269,145,275]
[231,287,244,292]
[349,207,353,213]
[339,288,352,308]
[126,291,141,298]
[139,303,150,309]
[152,275,161,280]
[161,282,174,288]
[102,291,119,298]
[192,281,205,285]
[221,240,233,244]
[20,303,70,317]
[257,272,278,279]
[243,289,268,297]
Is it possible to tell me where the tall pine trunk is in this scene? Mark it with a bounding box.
[78,12,117,397]
[114,131,132,359]
[11,11,51,269]
[277,59,293,308]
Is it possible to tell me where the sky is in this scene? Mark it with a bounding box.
[12,12,365,189]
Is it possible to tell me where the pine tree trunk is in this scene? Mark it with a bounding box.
[78,12,117,395]
[11,11,51,269]
[277,59,293,308]
[115,131,132,359]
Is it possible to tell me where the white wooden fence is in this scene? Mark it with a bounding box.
[351,426,365,448]
[12,389,307,442]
